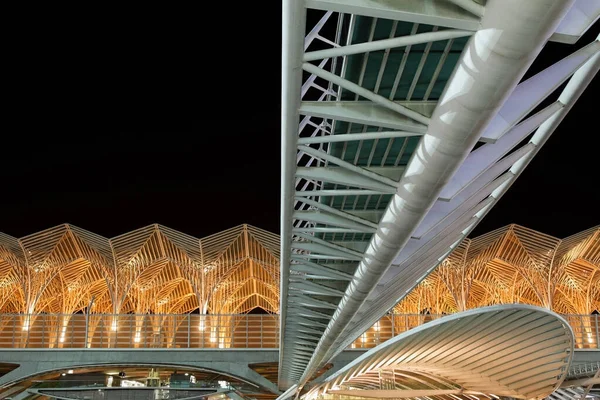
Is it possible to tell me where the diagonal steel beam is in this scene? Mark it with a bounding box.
[299,101,433,132]
[304,29,473,62]
[482,40,600,142]
[305,0,481,30]
[302,63,431,126]
[294,0,575,388]
[298,130,421,145]
[332,39,600,352]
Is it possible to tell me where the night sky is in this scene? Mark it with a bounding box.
[1,8,598,240]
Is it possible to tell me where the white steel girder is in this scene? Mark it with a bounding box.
[306,0,599,43]
[327,35,600,357]
[304,0,482,30]
[279,0,598,393]
[553,0,600,44]
[481,39,600,143]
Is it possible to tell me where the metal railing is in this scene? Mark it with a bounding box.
[0,312,597,350]
[567,361,600,378]
[348,313,600,350]
[0,313,278,349]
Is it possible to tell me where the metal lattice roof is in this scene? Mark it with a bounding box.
[0,224,279,316]
[279,0,600,392]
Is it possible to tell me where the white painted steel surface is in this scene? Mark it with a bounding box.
[306,305,575,400]
[279,0,599,391]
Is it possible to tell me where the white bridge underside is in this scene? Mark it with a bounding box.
[279,0,599,397]
[307,305,576,400]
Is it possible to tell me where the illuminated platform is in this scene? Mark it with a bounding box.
[0,223,598,399]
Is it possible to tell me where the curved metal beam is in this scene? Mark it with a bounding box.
[307,305,574,400]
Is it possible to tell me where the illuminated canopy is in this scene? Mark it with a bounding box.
[394,224,600,315]
[0,224,280,315]
[0,223,597,319]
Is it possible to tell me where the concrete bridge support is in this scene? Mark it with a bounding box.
[0,348,366,398]
[0,349,281,396]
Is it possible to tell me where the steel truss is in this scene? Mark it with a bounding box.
[0,224,280,342]
[279,0,600,391]
[395,224,600,316]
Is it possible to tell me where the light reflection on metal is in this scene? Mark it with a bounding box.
[0,223,598,351]
[308,305,575,400]
[394,225,599,315]
[0,225,280,314]
[0,312,280,349]
[347,225,599,350]
[0,224,280,348]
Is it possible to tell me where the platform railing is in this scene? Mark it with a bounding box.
[0,313,278,349]
[567,361,600,379]
[0,312,597,350]
[349,313,600,350]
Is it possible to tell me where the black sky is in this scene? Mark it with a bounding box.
[1,7,598,240]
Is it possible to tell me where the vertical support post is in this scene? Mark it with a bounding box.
[11,314,15,348]
[129,314,133,347]
[187,314,191,349]
[201,315,205,348]
[171,315,176,348]
[70,315,74,348]
[85,297,95,349]
[595,314,599,350]
[246,314,249,348]
[580,314,585,349]
[25,313,30,348]
[279,0,307,379]
[54,315,59,348]
[390,314,395,338]
[110,314,114,348]
[231,315,235,348]
[217,314,221,348]
[42,313,46,347]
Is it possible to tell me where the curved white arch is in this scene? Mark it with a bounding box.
[307,304,574,400]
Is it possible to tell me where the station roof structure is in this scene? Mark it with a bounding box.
[0,224,280,316]
[394,224,600,316]
[279,0,599,392]
[1,1,599,399]
[0,223,598,398]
